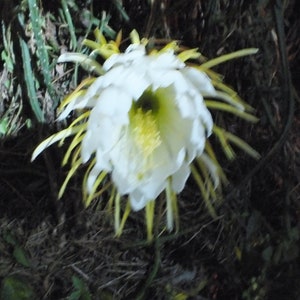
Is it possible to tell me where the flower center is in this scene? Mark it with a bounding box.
[131,107,161,159]
[136,89,160,113]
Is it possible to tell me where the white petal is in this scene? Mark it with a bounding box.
[92,87,132,118]
[103,45,146,70]
[58,93,96,120]
[181,67,216,96]
[129,191,148,211]
[87,163,102,193]
[190,119,206,155]
[171,162,191,193]
[150,52,185,69]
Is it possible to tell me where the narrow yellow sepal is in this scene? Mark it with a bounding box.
[159,41,178,53]
[31,125,83,161]
[58,157,82,199]
[62,131,84,166]
[57,53,104,75]
[85,171,108,207]
[225,131,261,160]
[212,125,236,160]
[82,39,102,51]
[145,200,155,241]
[177,48,202,62]
[205,101,259,122]
[68,111,90,128]
[204,141,229,185]
[115,30,122,47]
[58,77,96,111]
[114,193,121,234]
[196,158,217,200]
[130,29,140,44]
[213,81,254,112]
[94,27,107,45]
[116,200,131,237]
[201,48,259,69]
[165,179,179,232]
[191,164,217,218]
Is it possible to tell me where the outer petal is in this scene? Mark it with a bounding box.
[181,67,216,96]
[103,44,146,70]
[171,162,191,193]
[91,87,132,119]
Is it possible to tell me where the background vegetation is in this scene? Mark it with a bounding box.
[0,0,299,299]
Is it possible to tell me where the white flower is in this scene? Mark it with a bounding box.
[31,31,259,239]
[59,44,216,211]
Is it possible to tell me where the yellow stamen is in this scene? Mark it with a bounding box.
[131,108,161,158]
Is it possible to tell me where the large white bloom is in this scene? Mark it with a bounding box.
[31,30,259,239]
[59,44,217,211]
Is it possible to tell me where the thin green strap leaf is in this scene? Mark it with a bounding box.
[28,0,57,105]
[112,0,130,22]
[61,0,77,50]
[19,37,45,122]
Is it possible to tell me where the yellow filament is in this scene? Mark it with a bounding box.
[132,108,161,158]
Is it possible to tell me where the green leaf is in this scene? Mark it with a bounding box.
[0,118,9,135]
[61,0,77,50]
[27,0,58,106]
[19,37,45,122]
[68,276,91,300]
[1,275,36,300]
[13,246,30,268]
[3,232,17,246]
